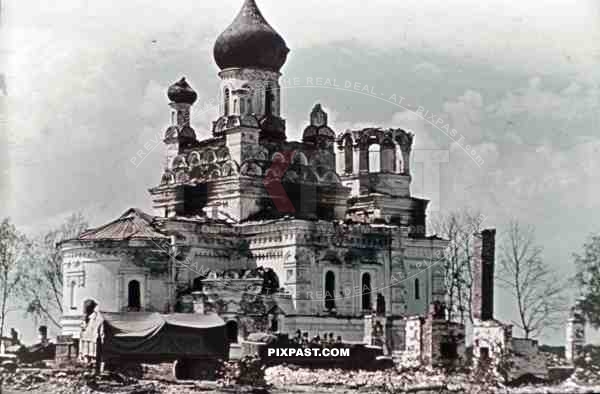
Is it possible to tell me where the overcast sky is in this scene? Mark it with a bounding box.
[1,0,599,344]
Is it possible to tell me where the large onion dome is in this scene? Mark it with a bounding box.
[213,0,289,72]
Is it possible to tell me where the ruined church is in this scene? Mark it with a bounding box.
[59,0,449,353]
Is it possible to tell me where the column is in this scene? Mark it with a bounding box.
[116,274,124,312]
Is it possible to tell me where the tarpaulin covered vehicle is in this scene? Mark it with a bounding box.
[80,311,228,379]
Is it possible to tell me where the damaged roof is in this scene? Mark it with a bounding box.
[78,208,168,241]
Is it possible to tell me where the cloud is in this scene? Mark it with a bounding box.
[390,110,440,149]
[412,62,442,80]
[442,90,484,137]
[489,77,562,118]
[488,76,600,125]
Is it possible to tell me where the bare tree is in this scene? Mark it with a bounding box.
[0,218,29,337]
[574,234,600,328]
[430,209,483,324]
[21,213,88,329]
[496,220,567,339]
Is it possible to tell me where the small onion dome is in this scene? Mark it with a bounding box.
[214,0,289,72]
[167,77,197,105]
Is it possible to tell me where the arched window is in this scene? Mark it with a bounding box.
[414,278,420,300]
[376,293,386,314]
[265,84,274,115]
[368,144,381,172]
[69,281,77,309]
[128,280,141,310]
[226,320,238,343]
[292,152,308,166]
[240,97,246,114]
[324,271,336,310]
[361,273,372,311]
[270,316,278,332]
[397,151,405,174]
[381,139,396,173]
[262,269,280,295]
[192,276,206,292]
[344,138,353,174]
[247,98,253,114]
[224,88,230,116]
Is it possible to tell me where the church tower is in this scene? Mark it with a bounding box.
[212,0,289,145]
[164,78,198,172]
[150,0,292,222]
[151,77,199,218]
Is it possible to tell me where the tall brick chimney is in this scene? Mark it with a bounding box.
[472,229,496,321]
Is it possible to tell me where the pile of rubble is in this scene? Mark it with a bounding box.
[0,361,163,394]
[5,356,600,393]
[0,363,93,393]
[217,356,267,388]
[561,347,600,387]
[265,364,600,394]
[265,365,483,392]
[567,365,600,387]
[542,352,571,368]
[0,359,268,394]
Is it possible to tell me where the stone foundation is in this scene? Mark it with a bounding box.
[422,317,465,366]
[472,319,512,369]
[510,337,548,380]
[392,311,465,368]
[55,335,78,362]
